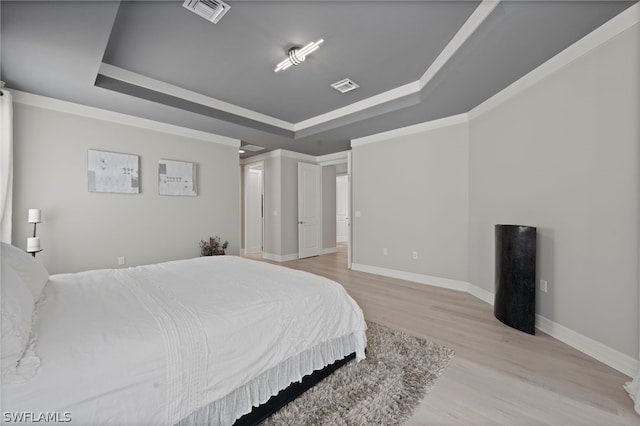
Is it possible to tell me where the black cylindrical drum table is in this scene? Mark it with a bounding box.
[494,225,536,335]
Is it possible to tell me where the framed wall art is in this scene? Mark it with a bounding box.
[87,149,139,194]
[158,159,197,196]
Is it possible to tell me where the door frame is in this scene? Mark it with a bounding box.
[335,174,349,243]
[317,153,351,268]
[244,161,264,255]
[298,162,322,259]
[347,151,352,269]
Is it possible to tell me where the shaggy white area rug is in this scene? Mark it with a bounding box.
[265,322,454,425]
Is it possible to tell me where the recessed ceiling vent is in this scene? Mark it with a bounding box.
[183,0,231,24]
[241,144,265,152]
[331,78,359,94]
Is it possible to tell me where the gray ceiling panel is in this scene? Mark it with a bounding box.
[1,1,121,97]
[95,74,296,138]
[419,0,635,115]
[103,1,481,122]
[1,1,637,159]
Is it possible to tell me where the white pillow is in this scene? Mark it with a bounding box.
[1,242,49,302]
[1,264,34,376]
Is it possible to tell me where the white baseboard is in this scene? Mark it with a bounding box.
[351,262,638,378]
[474,285,637,377]
[262,252,299,262]
[264,250,336,262]
[350,263,468,292]
[535,315,637,378]
[466,282,494,305]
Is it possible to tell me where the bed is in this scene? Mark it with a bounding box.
[0,242,367,425]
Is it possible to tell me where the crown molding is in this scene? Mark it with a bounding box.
[11,90,240,147]
[351,113,468,147]
[294,81,421,131]
[239,149,285,164]
[95,1,499,138]
[351,1,640,149]
[240,149,349,166]
[419,0,501,90]
[317,151,349,166]
[468,0,640,120]
[99,63,293,131]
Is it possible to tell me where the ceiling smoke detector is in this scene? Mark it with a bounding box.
[183,0,231,24]
[331,78,359,94]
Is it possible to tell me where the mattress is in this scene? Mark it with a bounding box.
[2,256,367,425]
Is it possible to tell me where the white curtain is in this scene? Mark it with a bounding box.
[625,235,640,414]
[625,375,640,414]
[0,88,13,243]
[626,261,640,415]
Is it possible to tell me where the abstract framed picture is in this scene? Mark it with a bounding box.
[87,149,139,194]
[158,159,197,196]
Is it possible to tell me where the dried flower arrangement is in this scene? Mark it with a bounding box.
[200,236,229,256]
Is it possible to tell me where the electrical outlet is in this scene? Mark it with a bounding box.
[383,248,388,256]
[412,251,418,260]
[540,279,548,293]
[118,256,126,266]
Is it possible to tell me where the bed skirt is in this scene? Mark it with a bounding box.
[176,330,365,426]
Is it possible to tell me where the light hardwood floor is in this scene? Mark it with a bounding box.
[245,245,639,425]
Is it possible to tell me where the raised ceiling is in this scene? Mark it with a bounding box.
[1,1,636,158]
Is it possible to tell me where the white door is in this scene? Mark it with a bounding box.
[347,151,352,269]
[336,175,348,243]
[298,162,322,259]
[244,162,263,254]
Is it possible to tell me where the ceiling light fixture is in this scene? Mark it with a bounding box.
[274,39,324,72]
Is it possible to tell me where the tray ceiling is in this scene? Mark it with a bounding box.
[1,1,636,157]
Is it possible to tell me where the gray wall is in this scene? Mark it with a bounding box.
[468,24,639,357]
[350,23,639,359]
[352,122,469,281]
[262,156,282,257]
[280,156,302,257]
[335,162,348,175]
[243,153,339,259]
[12,102,240,274]
[239,163,245,250]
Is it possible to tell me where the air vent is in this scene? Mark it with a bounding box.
[183,0,231,24]
[331,78,359,94]
[241,144,266,152]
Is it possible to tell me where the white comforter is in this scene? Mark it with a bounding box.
[2,256,366,425]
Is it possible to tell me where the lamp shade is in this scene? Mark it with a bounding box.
[27,237,41,253]
[28,209,41,223]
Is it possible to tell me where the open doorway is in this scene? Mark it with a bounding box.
[336,173,350,268]
[332,156,351,269]
[244,162,264,255]
[336,174,348,244]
